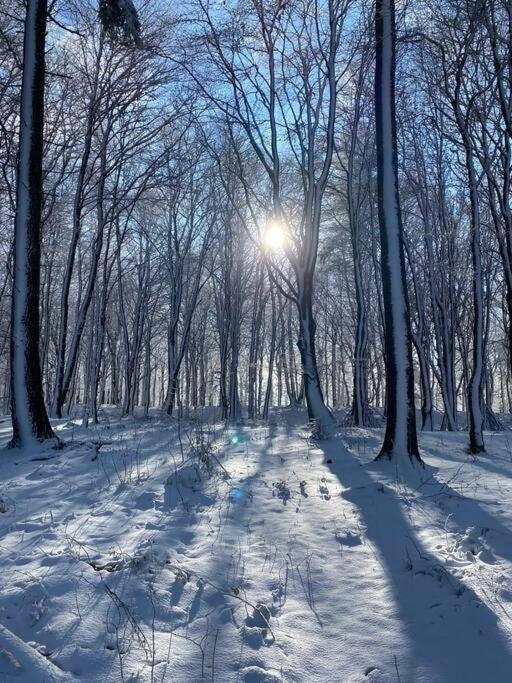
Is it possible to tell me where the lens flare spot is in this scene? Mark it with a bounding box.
[230,488,244,502]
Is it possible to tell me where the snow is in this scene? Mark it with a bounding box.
[1,410,512,681]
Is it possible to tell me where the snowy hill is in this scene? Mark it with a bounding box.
[0,412,511,682]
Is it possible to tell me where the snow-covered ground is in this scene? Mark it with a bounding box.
[1,409,512,682]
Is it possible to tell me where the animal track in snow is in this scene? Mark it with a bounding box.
[319,477,331,500]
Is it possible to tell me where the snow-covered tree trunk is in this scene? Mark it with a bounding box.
[9,0,55,447]
[426,155,458,432]
[482,0,512,374]
[283,307,297,405]
[262,285,278,420]
[228,298,242,419]
[108,332,119,406]
[374,0,421,462]
[342,50,372,427]
[466,153,486,453]
[296,271,335,432]
[216,300,229,419]
[447,96,486,451]
[350,256,369,427]
[164,276,206,417]
[55,143,108,418]
[412,333,433,431]
[248,264,265,419]
[89,220,119,424]
[405,237,434,431]
[348,191,369,426]
[227,250,243,419]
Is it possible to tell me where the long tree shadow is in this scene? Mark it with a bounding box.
[420,430,512,482]
[319,436,512,683]
[339,428,512,564]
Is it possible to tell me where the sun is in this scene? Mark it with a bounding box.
[263,220,286,252]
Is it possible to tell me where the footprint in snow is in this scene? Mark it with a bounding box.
[240,665,281,682]
[241,603,272,649]
[319,477,330,500]
[362,666,386,682]
[272,481,291,504]
[446,526,495,566]
[335,530,362,547]
[132,491,156,511]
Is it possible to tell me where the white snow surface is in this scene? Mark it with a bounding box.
[0,409,512,682]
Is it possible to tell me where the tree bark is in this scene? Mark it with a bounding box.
[374,0,421,462]
[10,0,55,447]
[296,272,334,431]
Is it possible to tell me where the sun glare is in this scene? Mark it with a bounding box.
[263,220,286,251]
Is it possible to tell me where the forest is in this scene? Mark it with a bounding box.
[0,0,512,681]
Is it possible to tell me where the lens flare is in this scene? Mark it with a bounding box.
[263,220,286,251]
[230,487,244,502]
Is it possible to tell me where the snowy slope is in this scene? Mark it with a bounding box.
[0,411,511,682]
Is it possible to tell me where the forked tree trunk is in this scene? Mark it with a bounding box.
[374,0,421,462]
[346,56,371,427]
[296,273,335,432]
[10,0,55,447]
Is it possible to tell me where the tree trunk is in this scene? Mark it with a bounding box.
[296,273,335,432]
[263,286,278,420]
[10,0,55,447]
[412,334,434,431]
[374,0,421,462]
[51,47,102,419]
[350,260,370,426]
[53,132,110,418]
[462,138,485,453]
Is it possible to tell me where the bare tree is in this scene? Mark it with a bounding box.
[188,0,354,433]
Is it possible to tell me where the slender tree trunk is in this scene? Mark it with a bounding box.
[462,139,485,453]
[229,303,241,419]
[350,257,369,426]
[412,334,433,431]
[296,272,334,431]
[142,327,152,417]
[53,134,110,418]
[51,48,102,418]
[429,180,458,431]
[346,58,371,426]
[248,265,265,419]
[263,287,278,420]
